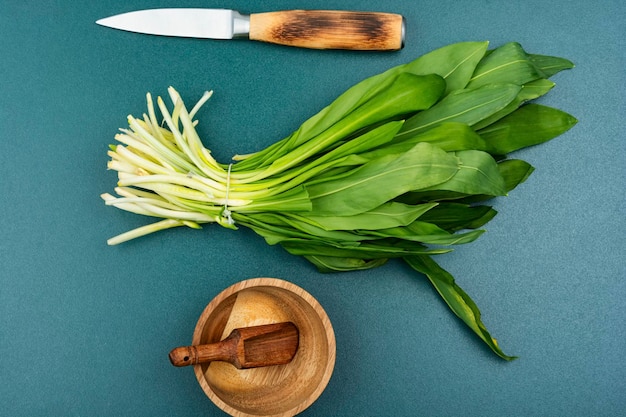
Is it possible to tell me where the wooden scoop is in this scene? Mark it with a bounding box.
[169,322,299,369]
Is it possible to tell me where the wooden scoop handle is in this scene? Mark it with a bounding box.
[249,10,404,51]
[169,322,299,369]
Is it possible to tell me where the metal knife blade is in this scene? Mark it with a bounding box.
[96,9,405,51]
[96,9,249,40]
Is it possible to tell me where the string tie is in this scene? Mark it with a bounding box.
[222,164,234,225]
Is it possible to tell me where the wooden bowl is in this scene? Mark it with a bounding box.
[192,278,336,417]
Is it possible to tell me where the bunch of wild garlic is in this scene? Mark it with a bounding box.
[103,42,576,359]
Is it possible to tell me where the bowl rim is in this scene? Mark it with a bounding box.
[192,277,336,417]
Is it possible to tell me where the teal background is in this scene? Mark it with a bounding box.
[1,1,624,416]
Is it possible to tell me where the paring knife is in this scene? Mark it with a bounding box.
[96,8,404,51]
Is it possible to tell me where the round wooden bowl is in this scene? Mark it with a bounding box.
[192,278,336,417]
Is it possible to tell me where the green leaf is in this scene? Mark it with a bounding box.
[397,84,521,139]
[400,122,494,152]
[368,221,485,245]
[498,159,535,192]
[468,42,545,88]
[397,150,507,203]
[418,203,497,232]
[529,54,575,77]
[423,150,507,197]
[443,159,535,204]
[478,103,578,154]
[402,41,489,94]
[280,238,451,259]
[304,256,388,272]
[300,202,438,231]
[472,78,555,130]
[306,142,459,216]
[362,123,494,161]
[404,255,517,360]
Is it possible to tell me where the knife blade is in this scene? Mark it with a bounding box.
[96,9,404,51]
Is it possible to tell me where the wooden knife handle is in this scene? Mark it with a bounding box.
[249,10,404,51]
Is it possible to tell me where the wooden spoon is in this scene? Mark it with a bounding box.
[169,322,299,369]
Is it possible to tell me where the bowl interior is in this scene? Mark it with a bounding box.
[192,278,335,417]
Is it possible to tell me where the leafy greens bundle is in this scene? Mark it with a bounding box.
[102,41,576,359]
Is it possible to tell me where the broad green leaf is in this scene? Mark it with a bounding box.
[307,142,459,216]
[401,122,493,152]
[446,159,535,204]
[402,41,489,94]
[300,202,438,231]
[423,150,507,196]
[404,255,517,360]
[304,256,388,272]
[397,84,521,139]
[418,203,498,232]
[478,103,578,154]
[280,238,451,259]
[468,42,545,88]
[361,123,494,161]
[498,159,535,192]
[472,79,555,130]
[368,221,485,245]
[529,54,575,77]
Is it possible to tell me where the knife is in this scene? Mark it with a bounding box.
[96,8,404,51]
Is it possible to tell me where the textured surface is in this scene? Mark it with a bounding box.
[1,0,624,416]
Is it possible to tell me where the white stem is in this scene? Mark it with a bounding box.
[106,219,192,245]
